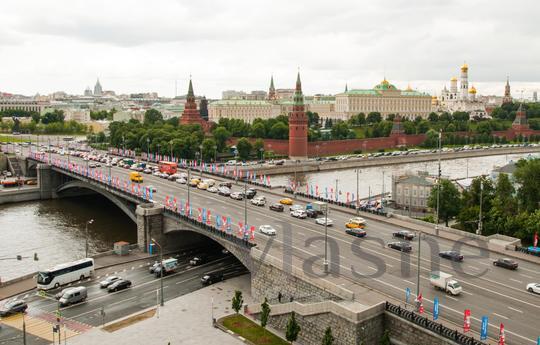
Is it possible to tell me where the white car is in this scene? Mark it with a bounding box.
[526,283,540,294]
[176,178,187,184]
[290,204,303,212]
[99,275,121,288]
[207,186,218,193]
[291,209,307,219]
[251,196,266,206]
[259,225,276,236]
[315,217,333,226]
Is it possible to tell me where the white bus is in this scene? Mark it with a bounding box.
[37,258,95,290]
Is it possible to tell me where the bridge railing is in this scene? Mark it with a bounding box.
[29,153,256,249]
[515,245,540,257]
[385,302,488,345]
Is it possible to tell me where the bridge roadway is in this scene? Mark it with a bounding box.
[29,151,540,344]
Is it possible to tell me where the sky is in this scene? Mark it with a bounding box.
[1,0,539,99]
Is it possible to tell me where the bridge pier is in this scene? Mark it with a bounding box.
[37,164,62,200]
[136,203,165,253]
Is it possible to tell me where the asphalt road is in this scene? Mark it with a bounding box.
[5,144,540,345]
[0,246,246,345]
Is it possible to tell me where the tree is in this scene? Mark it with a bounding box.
[331,121,350,140]
[428,112,439,122]
[321,327,334,345]
[416,120,430,134]
[307,111,320,128]
[31,112,41,123]
[143,109,163,125]
[514,158,540,213]
[380,330,391,345]
[201,138,217,162]
[236,137,252,161]
[41,110,65,124]
[212,126,231,152]
[254,138,265,158]
[285,312,301,344]
[231,290,243,314]
[251,122,266,138]
[428,179,461,226]
[269,122,288,139]
[260,298,271,336]
[367,112,382,124]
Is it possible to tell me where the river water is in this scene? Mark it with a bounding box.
[270,153,540,200]
[0,195,136,282]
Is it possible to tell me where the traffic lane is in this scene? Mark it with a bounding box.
[0,324,48,345]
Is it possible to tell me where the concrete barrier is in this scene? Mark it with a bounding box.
[0,187,41,205]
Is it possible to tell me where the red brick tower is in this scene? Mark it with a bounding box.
[512,103,529,130]
[179,78,208,131]
[288,72,308,160]
[268,75,277,101]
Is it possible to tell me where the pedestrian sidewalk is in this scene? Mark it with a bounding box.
[68,275,253,345]
[0,248,155,300]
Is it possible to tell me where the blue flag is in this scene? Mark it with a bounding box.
[405,287,411,304]
[202,208,207,223]
[149,188,153,201]
[480,316,488,340]
[216,214,221,228]
[433,297,439,320]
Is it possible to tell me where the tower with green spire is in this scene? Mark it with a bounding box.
[288,72,308,159]
[180,77,209,131]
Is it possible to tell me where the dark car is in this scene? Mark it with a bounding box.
[201,272,224,285]
[387,242,412,252]
[493,258,518,270]
[0,300,28,316]
[269,203,284,212]
[345,228,367,238]
[306,209,318,218]
[149,262,161,274]
[392,230,415,241]
[245,188,257,199]
[284,186,294,193]
[219,182,232,189]
[190,256,206,266]
[107,279,132,293]
[439,251,464,262]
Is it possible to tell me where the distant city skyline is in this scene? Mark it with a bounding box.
[1,0,539,98]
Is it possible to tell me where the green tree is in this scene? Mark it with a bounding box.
[367,112,382,124]
[285,312,301,344]
[143,109,163,125]
[269,122,289,139]
[416,120,430,133]
[236,137,252,160]
[307,111,320,127]
[201,138,217,162]
[231,290,243,314]
[331,121,350,140]
[41,109,65,124]
[212,126,231,152]
[428,179,461,226]
[254,138,265,158]
[321,326,334,345]
[31,112,41,123]
[380,330,391,345]
[260,298,271,336]
[514,158,540,212]
[251,122,266,138]
[428,112,439,122]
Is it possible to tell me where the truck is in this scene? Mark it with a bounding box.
[430,271,462,296]
[154,258,179,277]
[307,201,327,215]
[159,161,178,175]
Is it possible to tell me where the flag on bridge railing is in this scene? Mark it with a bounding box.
[534,232,538,247]
[172,197,176,211]
[250,226,255,241]
[221,216,227,232]
[480,316,488,340]
[197,208,202,222]
[498,323,505,345]
[226,217,232,233]
[237,222,243,237]
[165,196,170,208]
[216,214,221,228]
[206,210,211,225]
[202,208,206,223]
[463,309,471,332]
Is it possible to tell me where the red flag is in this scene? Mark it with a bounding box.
[534,232,538,247]
[197,208,202,222]
[206,210,211,225]
[250,226,255,241]
[173,197,177,211]
[165,196,170,207]
[416,293,424,314]
[463,309,471,332]
[221,216,227,231]
[498,323,505,345]
[238,222,243,237]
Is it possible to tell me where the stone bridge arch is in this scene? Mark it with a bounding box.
[56,180,137,223]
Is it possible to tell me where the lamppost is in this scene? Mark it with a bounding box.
[477,180,483,235]
[435,129,442,236]
[381,171,385,210]
[85,219,94,258]
[151,238,164,306]
[122,135,126,155]
[21,311,27,345]
[323,202,329,273]
[355,169,360,215]
[335,178,339,203]
[169,140,173,161]
[259,148,264,162]
[195,152,201,179]
[416,230,422,301]
[316,145,320,159]
[199,144,203,178]
[157,144,161,161]
[293,160,298,199]
[244,181,248,233]
[146,138,150,162]
[187,168,191,207]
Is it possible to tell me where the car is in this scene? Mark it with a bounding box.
[315,217,333,226]
[387,242,412,252]
[290,204,303,212]
[392,230,415,241]
[149,262,161,274]
[291,209,307,219]
[201,272,224,285]
[218,187,231,196]
[345,217,367,229]
[143,168,152,174]
[230,192,244,200]
[176,178,187,184]
[99,276,122,288]
[251,196,266,206]
[345,228,367,238]
[197,182,209,190]
[439,251,464,262]
[190,256,206,266]
[526,283,540,294]
[305,209,318,218]
[245,188,257,199]
[219,182,233,189]
[55,287,76,300]
[207,186,218,193]
[493,258,518,270]
[0,300,28,316]
[107,279,132,293]
[279,198,293,205]
[259,225,277,236]
[269,203,284,212]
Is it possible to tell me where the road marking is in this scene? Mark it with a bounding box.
[139,264,143,268]
[402,279,414,284]
[122,269,127,272]
[507,306,523,313]
[298,232,305,236]
[339,255,346,260]
[386,263,394,268]
[493,312,509,320]
[461,291,473,296]
[519,273,533,279]
[96,276,101,279]
[467,265,479,271]
[446,295,458,301]
[113,271,118,274]
[509,278,522,284]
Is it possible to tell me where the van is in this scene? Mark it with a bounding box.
[58,286,87,306]
[129,171,143,183]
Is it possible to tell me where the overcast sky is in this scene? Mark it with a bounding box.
[1,0,539,98]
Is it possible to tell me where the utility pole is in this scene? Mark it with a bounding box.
[293,160,298,199]
[323,202,329,273]
[151,238,164,306]
[436,129,442,236]
[416,230,422,300]
[85,219,94,258]
[382,171,385,209]
[335,178,339,202]
[187,168,191,208]
[244,181,248,232]
[477,180,483,235]
[199,145,203,179]
[355,169,360,215]
[146,138,150,162]
[22,312,27,345]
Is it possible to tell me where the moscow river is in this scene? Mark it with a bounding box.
[0,195,136,282]
[0,152,537,282]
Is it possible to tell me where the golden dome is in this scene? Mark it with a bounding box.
[450,77,457,82]
[469,85,477,94]
[461,63,469,71]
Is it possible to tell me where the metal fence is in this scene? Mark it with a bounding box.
[515,246,540,257]
[385,302,488,345]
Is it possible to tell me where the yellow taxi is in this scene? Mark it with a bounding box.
[279,198,293,205]
[345,217,367,229]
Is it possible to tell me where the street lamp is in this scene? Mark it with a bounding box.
[85,219,94,258]
[169,140,174,161]
[435,129,442,236]
[199,144,203,178]
[355,169,360,215]
[416,230,422,303]
[146,138,150,162]
[259,147,264,162]
[122,135,126,155]
[477,180,483,235]
[323,202,329,273]
[151,238,164,306]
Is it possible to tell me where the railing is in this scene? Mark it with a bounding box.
[28,153,256,249]
[385,302,488,345]
[515,246,540,257]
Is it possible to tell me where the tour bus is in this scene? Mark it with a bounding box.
[36,258,94,290]
[159,161,178,175]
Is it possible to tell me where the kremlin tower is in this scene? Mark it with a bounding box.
[459,63,469,100]
[267,76,277,101]
[503,77,512,104]
[288,72,308,160]
[179,78,209,131]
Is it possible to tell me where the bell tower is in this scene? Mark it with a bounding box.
[288,72,308,160]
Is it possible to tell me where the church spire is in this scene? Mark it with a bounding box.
[268,75,276,101]
[187,78,194,98]
[296,71,302,91]
[345,83,348,92]
[503,76,512,104]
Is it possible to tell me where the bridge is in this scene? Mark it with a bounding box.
[14,150,540,345]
